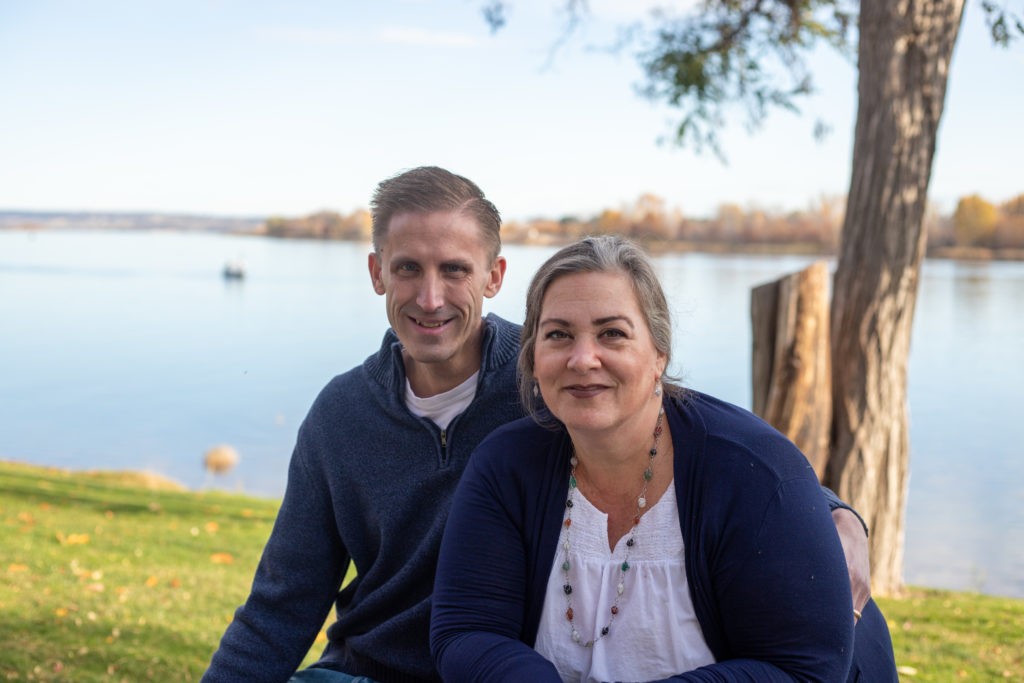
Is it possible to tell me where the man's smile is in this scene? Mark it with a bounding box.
[412,317,452,329]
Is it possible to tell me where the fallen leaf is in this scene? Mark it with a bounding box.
[210,552,234,565]
[7,563,29,573]
[897,665,918,676]
[205,521,219,533]
[145,576,159,587]
[56,532,90,546]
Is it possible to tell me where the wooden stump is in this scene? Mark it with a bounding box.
[751,261,832,479]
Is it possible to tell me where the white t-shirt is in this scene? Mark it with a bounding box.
[404,371,479,430]
[534,481,715,682]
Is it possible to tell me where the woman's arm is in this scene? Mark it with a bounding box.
[430,443,563,682]
[667,476,855,682]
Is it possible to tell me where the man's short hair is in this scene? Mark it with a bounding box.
[370,166,502,261]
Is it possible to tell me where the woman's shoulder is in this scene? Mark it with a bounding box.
[464,416,568,484]
[475,416,564,461]
[671,390,814,480]
[684,389,794,448]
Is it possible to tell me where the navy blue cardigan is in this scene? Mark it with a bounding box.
[431,391,858,682]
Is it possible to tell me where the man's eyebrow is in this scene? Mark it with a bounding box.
[440,258,473,269]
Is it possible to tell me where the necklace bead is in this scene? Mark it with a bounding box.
[560,405,665,647]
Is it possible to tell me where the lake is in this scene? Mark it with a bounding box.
[1,229,1021,599]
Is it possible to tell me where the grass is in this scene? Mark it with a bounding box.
[2,460,1022,682]
[877,589,1024,681]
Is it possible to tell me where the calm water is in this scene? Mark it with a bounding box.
[1,230,1021,598]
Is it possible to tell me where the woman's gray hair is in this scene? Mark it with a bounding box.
[518,235,677,420]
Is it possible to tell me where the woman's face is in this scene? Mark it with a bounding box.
[533,270,666,437]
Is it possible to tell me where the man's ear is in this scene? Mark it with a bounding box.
[483,256,507,299]
[368,252,386,295]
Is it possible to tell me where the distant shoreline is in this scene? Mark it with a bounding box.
[3,218,1023,262]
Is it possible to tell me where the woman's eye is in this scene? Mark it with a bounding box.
[601,328,627,338]
[543,330,569,340]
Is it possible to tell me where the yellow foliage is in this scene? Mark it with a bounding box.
[953,194,998,247]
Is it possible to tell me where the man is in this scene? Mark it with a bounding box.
[202,166,868,682]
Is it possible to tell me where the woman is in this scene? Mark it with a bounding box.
[430,235,897,682]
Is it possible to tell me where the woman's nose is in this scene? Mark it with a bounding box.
[566,338,600,372]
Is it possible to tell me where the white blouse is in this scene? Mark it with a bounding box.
[533,481,715,682]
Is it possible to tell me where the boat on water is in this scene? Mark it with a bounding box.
[222,259,246,279]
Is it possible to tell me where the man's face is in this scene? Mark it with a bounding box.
[368,210,506,394]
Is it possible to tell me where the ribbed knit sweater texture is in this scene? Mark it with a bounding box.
[201,314,523,683]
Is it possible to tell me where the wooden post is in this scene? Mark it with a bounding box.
[751,261,832,479]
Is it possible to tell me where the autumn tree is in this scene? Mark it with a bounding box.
[628,193,674,240]
[1002,193,1024,216]
[995,193,1024,248]
[953,193,999,246]
[592,208,625,235]
[484,0,1023,595]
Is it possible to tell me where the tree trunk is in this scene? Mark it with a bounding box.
[825,0,965,596]
[751,261,832,479]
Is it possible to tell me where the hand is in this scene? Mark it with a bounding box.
[832,507,870,616]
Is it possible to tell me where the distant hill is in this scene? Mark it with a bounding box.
[0,210,264,234]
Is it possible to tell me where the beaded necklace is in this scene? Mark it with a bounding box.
[560,405,666,647]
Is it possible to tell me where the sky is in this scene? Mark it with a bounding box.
[1,1,1021,222]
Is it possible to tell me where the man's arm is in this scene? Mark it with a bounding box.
[202,437,349,682]
[820,486,871,614]
[833,507,871,615]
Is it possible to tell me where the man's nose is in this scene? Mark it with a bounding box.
[417,272,445,312]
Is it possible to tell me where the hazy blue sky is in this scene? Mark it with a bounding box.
[1,1,1021,221]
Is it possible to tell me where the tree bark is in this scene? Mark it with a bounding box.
[825,0,965,596]
[751,261,832,478]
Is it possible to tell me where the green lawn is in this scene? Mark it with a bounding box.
[2,460,1021,681]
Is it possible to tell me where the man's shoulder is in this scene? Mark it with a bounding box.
[481,313,522,370]
[310,339,398,413]
[485,312,522,333]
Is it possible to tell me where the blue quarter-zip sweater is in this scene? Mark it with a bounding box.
[202,314,523,683]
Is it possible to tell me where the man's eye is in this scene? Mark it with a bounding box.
[443,264,469,275]
[397,263,419,273]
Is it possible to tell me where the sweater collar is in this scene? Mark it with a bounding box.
[364,313,521,392]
